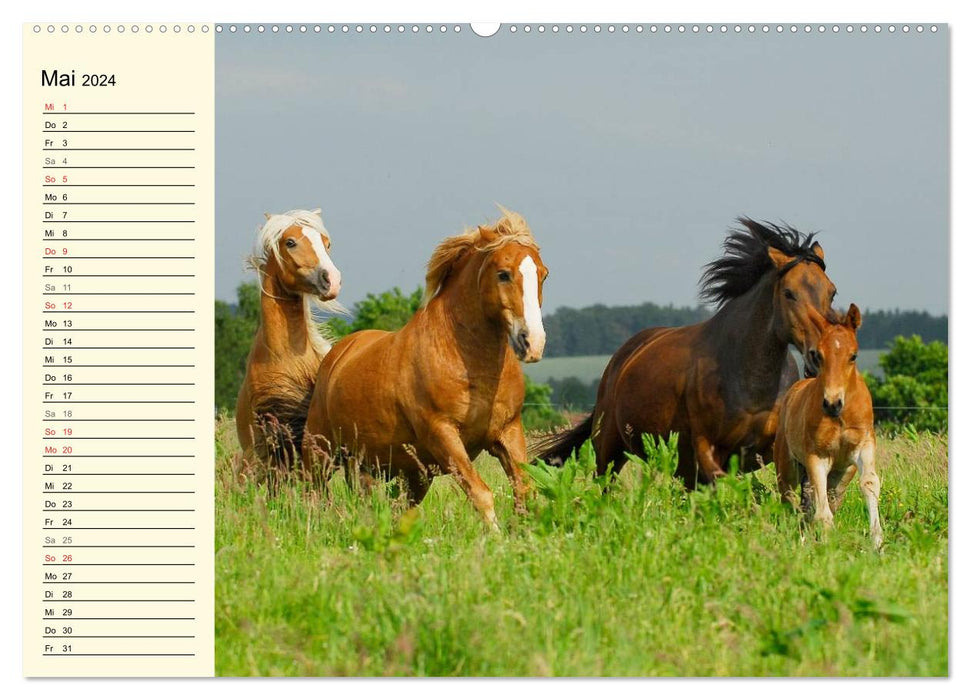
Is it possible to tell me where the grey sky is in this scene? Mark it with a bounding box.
[216,27,948,315]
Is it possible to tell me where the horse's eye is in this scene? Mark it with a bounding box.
[497,270,512,282]
[809,349,822,366]
[784,289,796,301]
[850,353,857,363]
[285,238,297,249]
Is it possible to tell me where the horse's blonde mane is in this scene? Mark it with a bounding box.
[423,206,539,305]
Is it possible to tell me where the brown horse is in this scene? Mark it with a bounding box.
[302,209,548,529]
[775,304,883,547]
[235,209,343,468]
[537,218,836,488]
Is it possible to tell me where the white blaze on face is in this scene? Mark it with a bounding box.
[518,255,546,358]
[302,226,341,296]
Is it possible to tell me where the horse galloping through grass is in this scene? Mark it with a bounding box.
[537,218,837,488]
[302,208,548,530]
[236,208,344,469]
[774,303,883,547]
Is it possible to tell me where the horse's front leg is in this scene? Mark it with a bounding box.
[693,434,728,483]
[805,454,835,529]
[423,421,499,532]
[773,431,801,511]
[855,438,883,549]
[827,464,857,514]
[488,419,530,516]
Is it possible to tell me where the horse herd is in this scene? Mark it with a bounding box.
[234,207,882,545]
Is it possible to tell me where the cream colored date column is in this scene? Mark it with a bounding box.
[22,23,215,677]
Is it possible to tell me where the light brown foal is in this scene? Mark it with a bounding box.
[302,209,548,530]
[774,303,883,547]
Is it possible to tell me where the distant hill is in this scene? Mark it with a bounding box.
[542,303,947,357]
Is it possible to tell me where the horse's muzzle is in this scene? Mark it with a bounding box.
[510,327,545,363]
[316,268,341,300]
[822,396,844,418]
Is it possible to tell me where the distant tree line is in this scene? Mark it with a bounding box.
[854,309,948,350]
[541,303,947,356]
[542,303,711,357]
[216,283,948,434]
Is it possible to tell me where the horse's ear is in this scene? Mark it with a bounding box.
[846,303,862,330]
[264,212,272,221]
[767,246,795,269]
[810,241,825,261]
[478,225,499,243]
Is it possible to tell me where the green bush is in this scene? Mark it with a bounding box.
[325,286,423,338]
[864,335,948,433]
[522,376,567,433]
[214,282,261,412]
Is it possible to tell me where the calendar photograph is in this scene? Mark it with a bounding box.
[22,20,949,680]
[209,24,950,677]
[209,24,949,677]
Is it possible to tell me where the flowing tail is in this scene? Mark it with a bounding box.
[533,413,595,466]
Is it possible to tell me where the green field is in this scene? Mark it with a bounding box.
[524,350,887,386]
[214,418,947,677]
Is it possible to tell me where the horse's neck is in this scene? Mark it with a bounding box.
[425,276,510,377]
[707,275,788,388]
[257,275,330,361]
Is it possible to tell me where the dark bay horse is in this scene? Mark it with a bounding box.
[536,218,836,488]
[775,304,883,547]
[236,209,343,469]
[302,209,548,529]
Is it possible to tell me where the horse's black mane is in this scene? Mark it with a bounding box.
[699,217,824,308]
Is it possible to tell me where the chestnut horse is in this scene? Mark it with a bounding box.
[775,304,883,547]
[235,209,343,468]
[302,209,548,529]
[537,218,837,488]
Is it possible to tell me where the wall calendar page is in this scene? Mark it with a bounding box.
[18,16,953,684]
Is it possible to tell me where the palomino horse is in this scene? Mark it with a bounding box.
[235,209,343,468]
[775,304,883,547]
[537,218,837,488]
[302,209,548,529]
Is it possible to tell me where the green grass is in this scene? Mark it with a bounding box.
[215,419,947,677]
[524,350,887,386]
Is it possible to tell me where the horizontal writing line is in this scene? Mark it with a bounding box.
[43,202,195,205]
[42,581,195,584]
[43,112,196,115]
[43,635,196,639]
[43,166,195,169]
[42,239,197,242]
[44,148,195,151]
[43,401,195,404]
[43,221,196,223]
[43,293,195,296]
